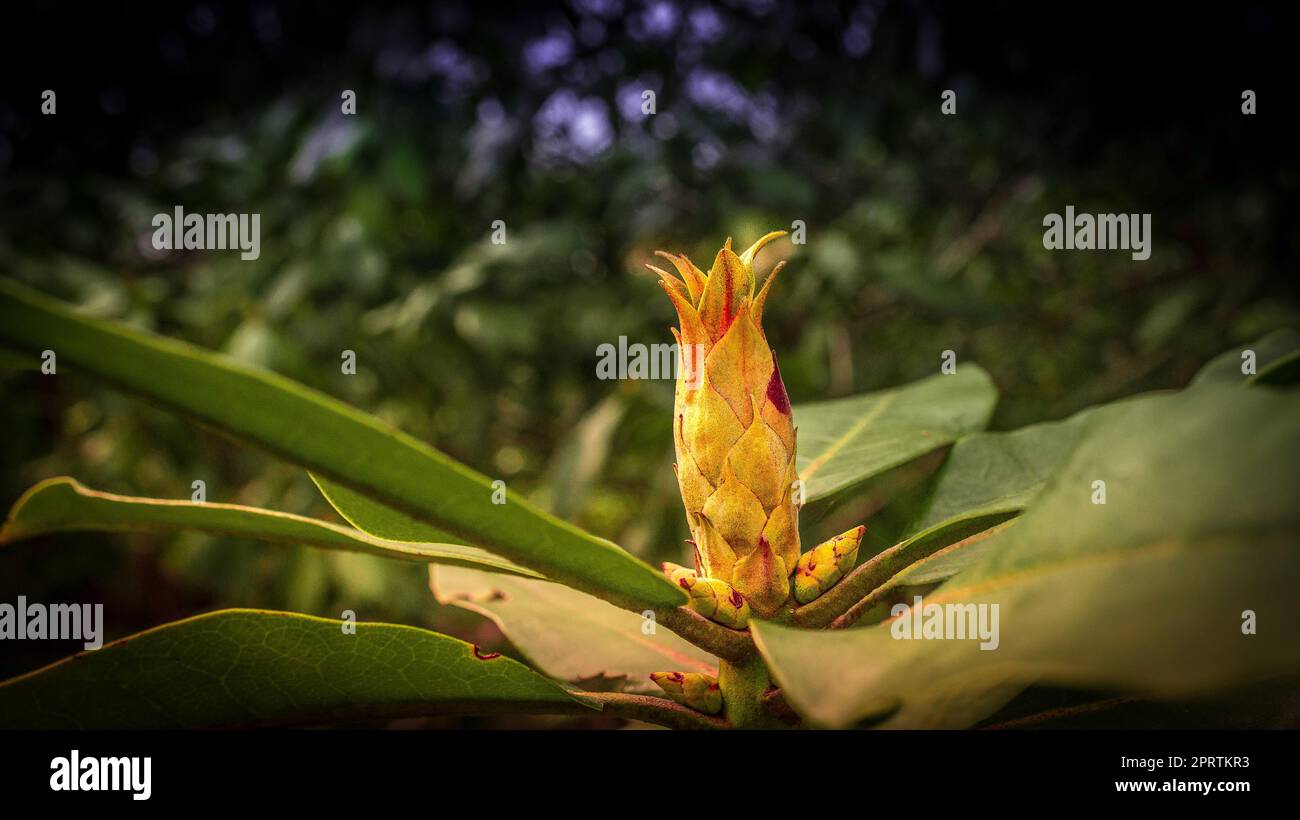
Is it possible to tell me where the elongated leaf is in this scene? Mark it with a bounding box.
[1,477,539,579]
[0,279,683,611]
[312,474,458,543]
[0,609,594,728]
[318,476,717,691]
[431,566,717,694]
[794,366,996,502]
[1191,328,1300,387]
[756,387,1300,728]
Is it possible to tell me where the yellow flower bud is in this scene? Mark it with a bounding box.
[793,525,866,604]
[661,561,751,629]
[649,671,724,715]
[654,233,801,617]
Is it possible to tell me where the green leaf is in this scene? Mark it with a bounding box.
[311,474,458,543]
[905,413,1090,540]
[889,389,1239,593]
[888,531,1002,588]
[809,394,1153,630]
[794,366,997,502]
[431,566,717,694]
[1191,328,1300,387]
[0,609,595,729]
[880,406,1107,573]
[756,386,1300,728]
[1,477,539,579]
[0,278,683,612]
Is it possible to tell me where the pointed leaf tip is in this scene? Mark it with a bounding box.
[753,260,786,325]
[647,264,689,298]
[739,230,789,267]
[655,250,707,304]
[699,247,746,340]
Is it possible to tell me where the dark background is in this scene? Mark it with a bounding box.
[1,1,1297,726]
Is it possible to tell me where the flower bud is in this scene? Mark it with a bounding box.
[793,525,866,604]
[655,232,802,616]
[662,561,751,628]
[649,671,724,715]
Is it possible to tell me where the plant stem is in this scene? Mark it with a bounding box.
[575,692,731,730]
[656,605,755,663]
[718,655,784,729]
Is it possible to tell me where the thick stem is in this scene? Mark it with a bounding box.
[718,655,784,729]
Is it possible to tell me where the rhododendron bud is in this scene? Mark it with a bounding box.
[649,671,723,715]
[650,232,800,616]
[794,525,866,604]
[652,233,867,623]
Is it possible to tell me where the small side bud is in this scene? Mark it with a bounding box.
[649,671,723,715]
[662,562,750,628]
[793,525,865,604]
[661,561,695,582]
